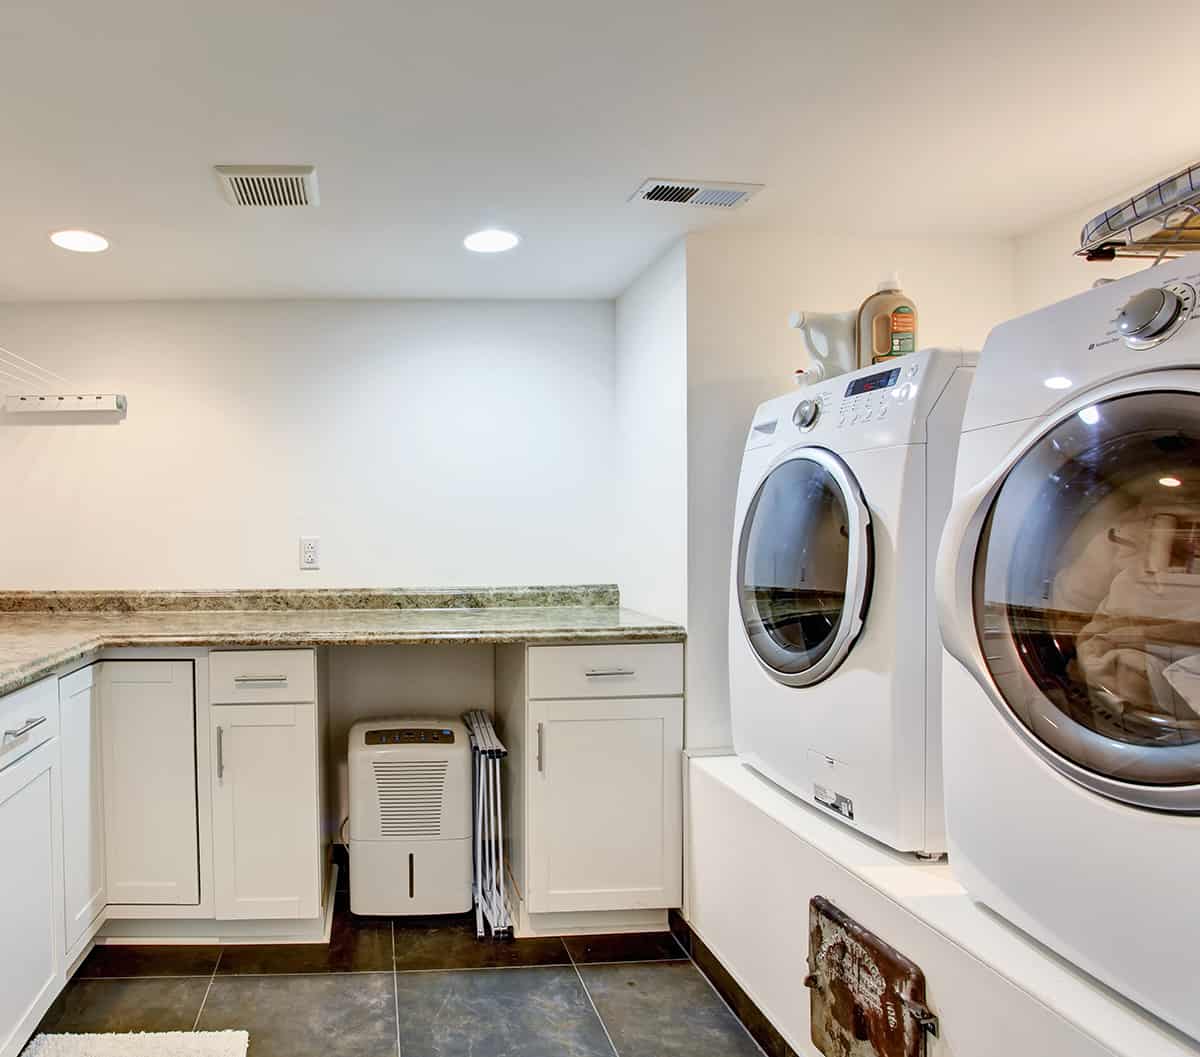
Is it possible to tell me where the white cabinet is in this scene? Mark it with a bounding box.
[528,695,683,913]
[497,642,685,922]
[100,661,199,905]
[59,665,106,955]
[211,702,321,919]
[0,679,63,1057]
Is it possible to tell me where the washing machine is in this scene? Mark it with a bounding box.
[730,347,976,855]
[936,256,1200,1041]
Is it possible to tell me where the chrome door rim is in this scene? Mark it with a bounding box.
[945,369,1200,813]
[737,445,873,688]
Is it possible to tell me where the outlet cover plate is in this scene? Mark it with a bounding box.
[299,536,320,570]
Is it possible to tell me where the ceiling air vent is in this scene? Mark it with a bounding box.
[631,178,762,209]
[214,165,319,207]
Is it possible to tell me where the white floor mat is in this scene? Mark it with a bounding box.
[22,1031,248,1057]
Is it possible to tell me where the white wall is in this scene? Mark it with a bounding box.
[0,299,617,590]
[613,242,687,623]
[682,227,1017,748]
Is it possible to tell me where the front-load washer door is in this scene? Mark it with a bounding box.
[737,446,872,688]
[965,386,1200,811]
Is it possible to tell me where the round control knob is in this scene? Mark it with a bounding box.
[1117,287,1182,342]
[793,399,820,430]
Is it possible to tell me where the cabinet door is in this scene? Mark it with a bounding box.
[211,703,320,920]
[0,739,63,1057]
[101,661,199,905]
[528,696,683,914]
[59,665,106,953]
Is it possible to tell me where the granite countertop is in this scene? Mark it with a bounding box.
[0,586,685,697]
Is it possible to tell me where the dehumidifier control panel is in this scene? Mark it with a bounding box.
[365,727,456,745]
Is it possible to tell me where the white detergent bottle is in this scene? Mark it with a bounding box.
[789,309,858,385]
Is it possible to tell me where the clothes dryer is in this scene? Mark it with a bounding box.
[937,257,1200,1040]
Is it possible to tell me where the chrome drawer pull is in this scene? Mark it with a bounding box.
[233,674,288,684]
[216,725,225,780]
[3,715,47,742]
[584,668,636,678]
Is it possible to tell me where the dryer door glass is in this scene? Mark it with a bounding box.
[738,449,871,687]
[976,390,1200,796]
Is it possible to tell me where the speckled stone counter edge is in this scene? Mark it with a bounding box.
[0,623,685,698]
[0,584,620,613]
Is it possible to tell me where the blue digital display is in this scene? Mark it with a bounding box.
[845,366,901,396]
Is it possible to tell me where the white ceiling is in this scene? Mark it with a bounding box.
[3,0,1198,301]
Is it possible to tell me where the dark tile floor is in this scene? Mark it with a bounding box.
[31,893,765,1057]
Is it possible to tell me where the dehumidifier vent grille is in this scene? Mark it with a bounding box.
[373,759,448,837]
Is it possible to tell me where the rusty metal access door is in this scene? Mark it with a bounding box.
[805,896,939,1057]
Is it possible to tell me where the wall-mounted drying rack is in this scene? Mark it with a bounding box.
[0,343,127,420]
[5,394,127,414]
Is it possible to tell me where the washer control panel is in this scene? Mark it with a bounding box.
[836,360,919,428]
[744,348,967,454]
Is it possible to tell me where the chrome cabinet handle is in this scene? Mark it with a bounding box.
[536,722,545,773]
[233,674,288,684]
[3,715,47,742]
[584,668,636,678]
[216,726,224,780]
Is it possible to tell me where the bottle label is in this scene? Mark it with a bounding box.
[890,306,915,355]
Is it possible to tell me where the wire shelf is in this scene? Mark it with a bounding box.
[1079,161,1200,262]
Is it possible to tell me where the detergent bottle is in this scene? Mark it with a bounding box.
[856,274,917,367]
[788,309,857,385]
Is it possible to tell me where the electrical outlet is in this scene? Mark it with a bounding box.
[299,536,320,570]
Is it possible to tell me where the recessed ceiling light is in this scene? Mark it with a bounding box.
[1160,476,1183,488]
[1077,406,1100,425]
[1043,376,1072,390]
[464,229,519,254]
[50,229,109,253]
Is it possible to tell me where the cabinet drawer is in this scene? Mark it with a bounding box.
[209,650,316,704]
[0,677,59,773]
[527,643,682,699]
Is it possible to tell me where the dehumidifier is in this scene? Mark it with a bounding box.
[348,718,471,915]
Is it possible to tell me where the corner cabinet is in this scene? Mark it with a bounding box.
[496,642,684,928]
[209,651,322,920]
[0,677,63,1057]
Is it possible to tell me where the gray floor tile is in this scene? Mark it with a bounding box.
[217,892,392,974]
[579,961,764,1057]
[393,915,569,971]
[196,973,397,1057]
[394,966,614,1057]
[75,944,222,979]
[36,977,210,1034]
[564,931,687,965]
